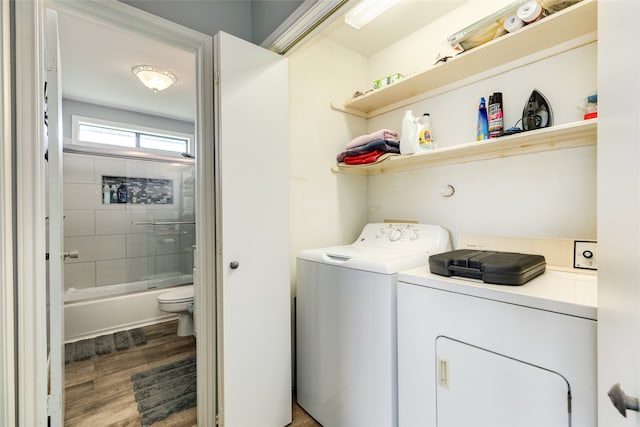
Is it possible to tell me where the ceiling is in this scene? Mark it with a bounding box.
[57,11,196,122]
[56,0,466,123]
[321,0,466,57]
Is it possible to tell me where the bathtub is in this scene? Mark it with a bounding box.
[64,273,193,342]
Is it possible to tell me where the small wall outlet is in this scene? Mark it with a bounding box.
[574,240,597,270]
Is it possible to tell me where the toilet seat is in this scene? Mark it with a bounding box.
[158,285,194,303]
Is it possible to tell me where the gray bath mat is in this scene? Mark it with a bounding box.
[65,328,147,364]
[132,357,197,426]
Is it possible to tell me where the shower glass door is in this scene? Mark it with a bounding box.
[62,153,195,302]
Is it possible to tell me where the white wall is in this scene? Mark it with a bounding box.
[363,3,597,246]
[367,0,519,83]
[289,0,597,257]
[288,35,370,274]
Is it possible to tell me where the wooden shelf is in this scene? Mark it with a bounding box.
[333,120,597,175]
[333,0,597,119]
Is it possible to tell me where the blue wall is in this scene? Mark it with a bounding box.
[122,0,303,45]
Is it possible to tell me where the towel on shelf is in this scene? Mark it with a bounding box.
[345,129,399,150]
[336,139,400,163]
[343,150,387,165]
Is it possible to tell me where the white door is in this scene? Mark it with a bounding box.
[214,32,291,427]
[44,8,65,426]
[597,1,640,425]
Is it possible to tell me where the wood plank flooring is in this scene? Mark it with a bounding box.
[64,320,320,426]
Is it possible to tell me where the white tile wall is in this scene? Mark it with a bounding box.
[151,235,180,256]
[64,155,95,183]
[126,257,154,282]
[64,262,96,289]
[96,259,127,286]
[64,235,125,263]
[94,158,127,183]
[155,254,180,275]
[64,183,104,210]
[63,152,194,291]
[64,210,94,236]
[179,252,194,273]
[95,210,127,235]
[127,210,153,234]
[126,234,148,258]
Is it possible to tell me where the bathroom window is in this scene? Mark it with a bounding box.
[72,115,192,155]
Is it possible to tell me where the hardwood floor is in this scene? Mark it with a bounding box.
[64,320,320,426]
[65,320,197,426]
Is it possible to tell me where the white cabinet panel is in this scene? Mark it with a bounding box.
[436,337,569,427]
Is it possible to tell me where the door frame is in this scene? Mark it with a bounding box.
[1,0,15,425]
[14,1,216,425]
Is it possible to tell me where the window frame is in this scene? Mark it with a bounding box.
[71,114,194,156]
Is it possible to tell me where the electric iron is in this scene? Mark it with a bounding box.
[522,89,553,131]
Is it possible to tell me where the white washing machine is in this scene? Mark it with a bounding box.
[296,223,451,427]
[397,260,597,427]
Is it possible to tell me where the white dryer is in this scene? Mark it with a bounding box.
[296,223,451,427]
[397,264,597,427]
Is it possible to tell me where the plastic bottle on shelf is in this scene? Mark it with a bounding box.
[117,182,128,204]
[417,113,434,150]
[400,110,418,154]
[103,183,111,204]
[488,92,504,138]
[477,97,489,141]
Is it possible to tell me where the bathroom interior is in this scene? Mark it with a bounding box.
[50,5,200,425]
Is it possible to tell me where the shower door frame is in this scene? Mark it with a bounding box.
[13,1,216,425]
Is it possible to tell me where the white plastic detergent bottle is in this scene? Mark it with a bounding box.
[400,110,418,154]
[417,113,433,150]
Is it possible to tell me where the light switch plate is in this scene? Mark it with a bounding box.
[574,240,597,270]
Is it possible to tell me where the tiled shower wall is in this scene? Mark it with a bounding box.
[62,152,195,291]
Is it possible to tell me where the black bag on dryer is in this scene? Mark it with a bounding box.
[429,249,546,286]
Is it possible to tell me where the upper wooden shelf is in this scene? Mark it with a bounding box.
[333,119,597,175]
[333,0,597,119]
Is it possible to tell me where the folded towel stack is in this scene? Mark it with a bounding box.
[337,129,400,166]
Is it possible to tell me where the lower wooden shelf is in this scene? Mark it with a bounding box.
[332,119,597,176]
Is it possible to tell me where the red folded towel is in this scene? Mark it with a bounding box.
[343,150,386,165]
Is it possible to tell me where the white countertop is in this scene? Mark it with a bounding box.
[398,266,597,320]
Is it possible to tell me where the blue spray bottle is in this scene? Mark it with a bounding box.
[477,97,489,141]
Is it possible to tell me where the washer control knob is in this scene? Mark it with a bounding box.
[410,231,419,240]
[389,228,402,241]
[583,250,594,259]
[376,229,383,238]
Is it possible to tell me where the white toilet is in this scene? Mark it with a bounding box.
[158,284,194,337]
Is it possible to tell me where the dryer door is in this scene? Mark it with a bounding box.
[436,337,570,427]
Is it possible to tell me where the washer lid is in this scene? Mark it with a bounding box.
[297,245,430,274]
[158,285,194,303]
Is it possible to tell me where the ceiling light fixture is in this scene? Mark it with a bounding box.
[345,0,400,30]
[131,65,177,93]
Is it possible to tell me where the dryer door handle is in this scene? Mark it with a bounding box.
[608,383,640,417]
